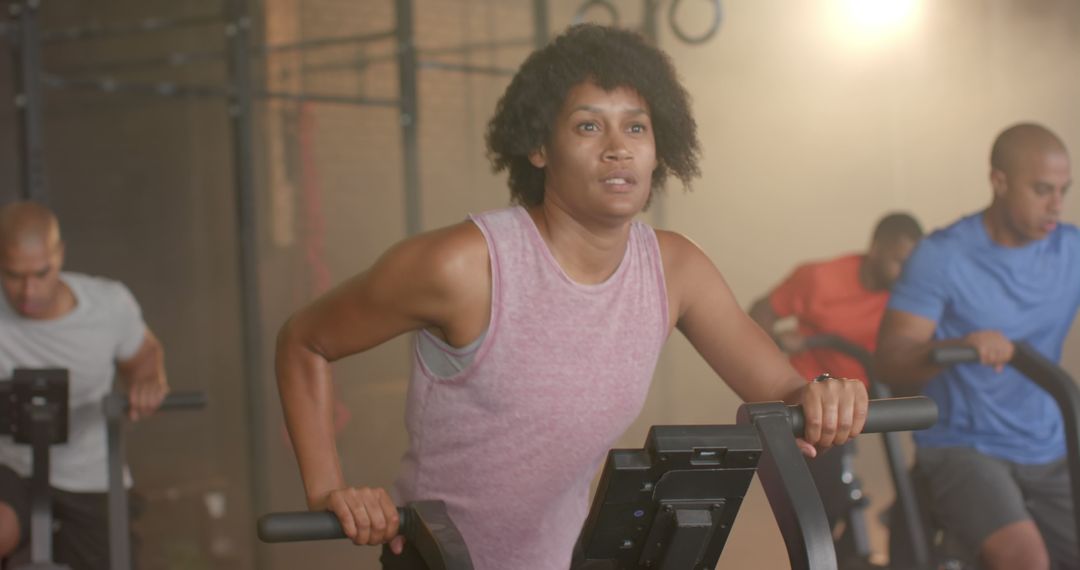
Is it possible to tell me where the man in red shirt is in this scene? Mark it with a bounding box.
[750,212,924,384]
[749,212,922,565]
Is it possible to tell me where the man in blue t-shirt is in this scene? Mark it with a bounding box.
[877,123,1079,570]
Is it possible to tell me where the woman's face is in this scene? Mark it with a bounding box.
[530,81,657,224]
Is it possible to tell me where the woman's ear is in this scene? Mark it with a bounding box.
[528,146,547,168]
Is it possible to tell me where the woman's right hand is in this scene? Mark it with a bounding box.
[319,486,405,553]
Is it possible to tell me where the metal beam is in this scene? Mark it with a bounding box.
[42,31,395,77]
[396,0,420,236]
[224,2,269,569]
[46,48,227,76]
[41,73,230,98]
[418,60,515,77]
[260,29,394,54]
[40,13,224,44]
[10,0,47,203]
[257,90,398,107]
[421,36,533,57]
[641,0,660,42]
[532,0,549,49]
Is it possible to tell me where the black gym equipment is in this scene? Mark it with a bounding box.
[101,391,208,570]
[256,396,937,570]
[577,397,936,570]
[0,369,68,570]
[796,335,932,569]
[258,501,474,570]
[784,336,877,565]
[791,337,1080,569]
[923,342,1080,565]
[0,369,208,570]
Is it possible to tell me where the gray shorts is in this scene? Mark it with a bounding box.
[916,446,1079,568]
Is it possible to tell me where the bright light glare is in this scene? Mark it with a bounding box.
[829,0,920,51]
[842,0,919,34]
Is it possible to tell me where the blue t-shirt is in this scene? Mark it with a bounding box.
[888,213,1080,464]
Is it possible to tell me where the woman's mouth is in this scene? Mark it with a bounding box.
[600,171,637,189]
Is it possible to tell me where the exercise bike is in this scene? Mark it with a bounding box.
[0,368,206,570]
[885,343,1080,570]
[792,335,934,569]
[257,395,938,569]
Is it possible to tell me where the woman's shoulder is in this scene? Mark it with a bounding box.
[404,220,490,285]
[654,228,708,264]
[653,229,725,293]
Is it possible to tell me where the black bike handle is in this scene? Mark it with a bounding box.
[930,346,980,366]
[257,508,409,542]
[102,391,208,419]
[787,396,937,436]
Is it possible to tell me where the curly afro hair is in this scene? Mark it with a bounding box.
[486,24,701,207]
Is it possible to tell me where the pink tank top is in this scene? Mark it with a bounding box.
[394,206,669,569]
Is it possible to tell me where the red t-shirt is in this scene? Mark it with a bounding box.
[768,254,887,385]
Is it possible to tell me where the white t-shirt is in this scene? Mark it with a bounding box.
[0,272,146,492]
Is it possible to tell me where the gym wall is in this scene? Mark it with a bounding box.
[4,1,1080,569]
[8,1,254,568]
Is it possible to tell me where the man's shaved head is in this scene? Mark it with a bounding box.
[0,201,62,251]
[990,123,1068,174]
[986,122,1071,247]
[0,201,69,319]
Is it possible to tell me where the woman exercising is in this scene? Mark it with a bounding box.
[275,24,868,570]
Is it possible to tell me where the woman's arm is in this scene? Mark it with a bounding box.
[659,231,868,450]
[276,221,489,546]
